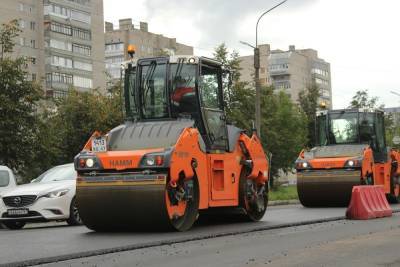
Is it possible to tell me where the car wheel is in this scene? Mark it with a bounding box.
[3,221,26,230]
[67,198,82,226]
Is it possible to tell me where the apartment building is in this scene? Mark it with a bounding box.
[0,0,105,97]
[239,44,332,108]
[104,18,194,79]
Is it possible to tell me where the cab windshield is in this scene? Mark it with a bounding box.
[328,112,359,144]
[139,61,168,119]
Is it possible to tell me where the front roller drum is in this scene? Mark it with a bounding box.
[76,175,199,232]
[297,169,361,207]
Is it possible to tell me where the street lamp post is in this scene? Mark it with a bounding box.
[241,0,287,137]
[390,91,400,145]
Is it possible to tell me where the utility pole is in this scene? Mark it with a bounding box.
[241,0,287,137]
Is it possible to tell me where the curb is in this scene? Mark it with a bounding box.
[269,199,300,206]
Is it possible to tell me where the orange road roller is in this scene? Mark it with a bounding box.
[74,54,269,231]
[296,108,400,207]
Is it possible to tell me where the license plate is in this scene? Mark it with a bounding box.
[7,209,28,216]
[92,137,107,152]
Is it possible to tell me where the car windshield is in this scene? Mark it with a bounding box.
[33,165,76,183]
[0,170,10,187]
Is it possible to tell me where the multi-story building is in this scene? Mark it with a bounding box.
[0,0,105,98]
[104,18,194,80]
[239,44,332,108]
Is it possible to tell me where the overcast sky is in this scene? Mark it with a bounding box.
[104,0,400,109]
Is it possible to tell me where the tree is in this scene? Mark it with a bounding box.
[349,89,383,109]
[0,20,43,175]
[212,44,307,184]
[261,88,308,180]
[298,83,321,147]
[213,43,242,109]
[46,88,123,166]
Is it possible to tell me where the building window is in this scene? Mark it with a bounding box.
[269,63,289,71]
[321,89,330,97]
[44,4,70,18]
[66,0,91,5]
[73,75,92,88]
[50,22,72,36]
[19,3,34,13]
[72,27,91,40]
[19,19,25,29]
[74,60,92,71]
[105,43,124,52]
[73,43,91,56]
[52,90,68,98]
[315,77,329,85]
[71,10,91,24]
[49,39,72,51]
[30,39,36,48]
[312,68,329,77]
[274,81,291,90]
[47,72,73,84]
[50,56,73,68]
[31,73,36,81]
[30,22,36,31]
[19,37,26,46]
[31,57,36,64]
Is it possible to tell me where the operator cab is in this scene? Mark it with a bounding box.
[123,56,229,152]
[316,109,387,162]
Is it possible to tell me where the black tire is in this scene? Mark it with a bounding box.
[168,177,200,232]
[387,171,400,204]
[239,171,268,221]
[3,221,26,230]
[67,197,83,226]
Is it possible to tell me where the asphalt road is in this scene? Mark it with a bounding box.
[40,213,400,267]
[0,204,399,266]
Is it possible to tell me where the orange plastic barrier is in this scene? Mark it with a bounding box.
[346,185,392,220]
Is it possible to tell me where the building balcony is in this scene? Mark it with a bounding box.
[269,69,290,76]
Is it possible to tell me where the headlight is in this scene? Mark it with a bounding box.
[344,158,362,168]
[86,158,94,168]
[146,157,155,166]
[43,189,69,198]
[75,154,102,170]
[141,154,165,167]
[348,160,354,167]
[296,160,311,170]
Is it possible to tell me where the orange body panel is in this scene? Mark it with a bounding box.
[96,149,163,170]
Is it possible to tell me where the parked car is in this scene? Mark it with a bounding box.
[0,163,81,229]
[0,166,18,229]
[0,166,17,195]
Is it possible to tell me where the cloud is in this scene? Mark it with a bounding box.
[144,0,316,50]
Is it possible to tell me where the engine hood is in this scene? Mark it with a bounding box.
[107,119,194,151]
[304,144,369,160]
[1,180,75,197]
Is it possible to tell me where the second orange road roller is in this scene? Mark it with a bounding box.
[296,108,400,207]
[74,51,269,231]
